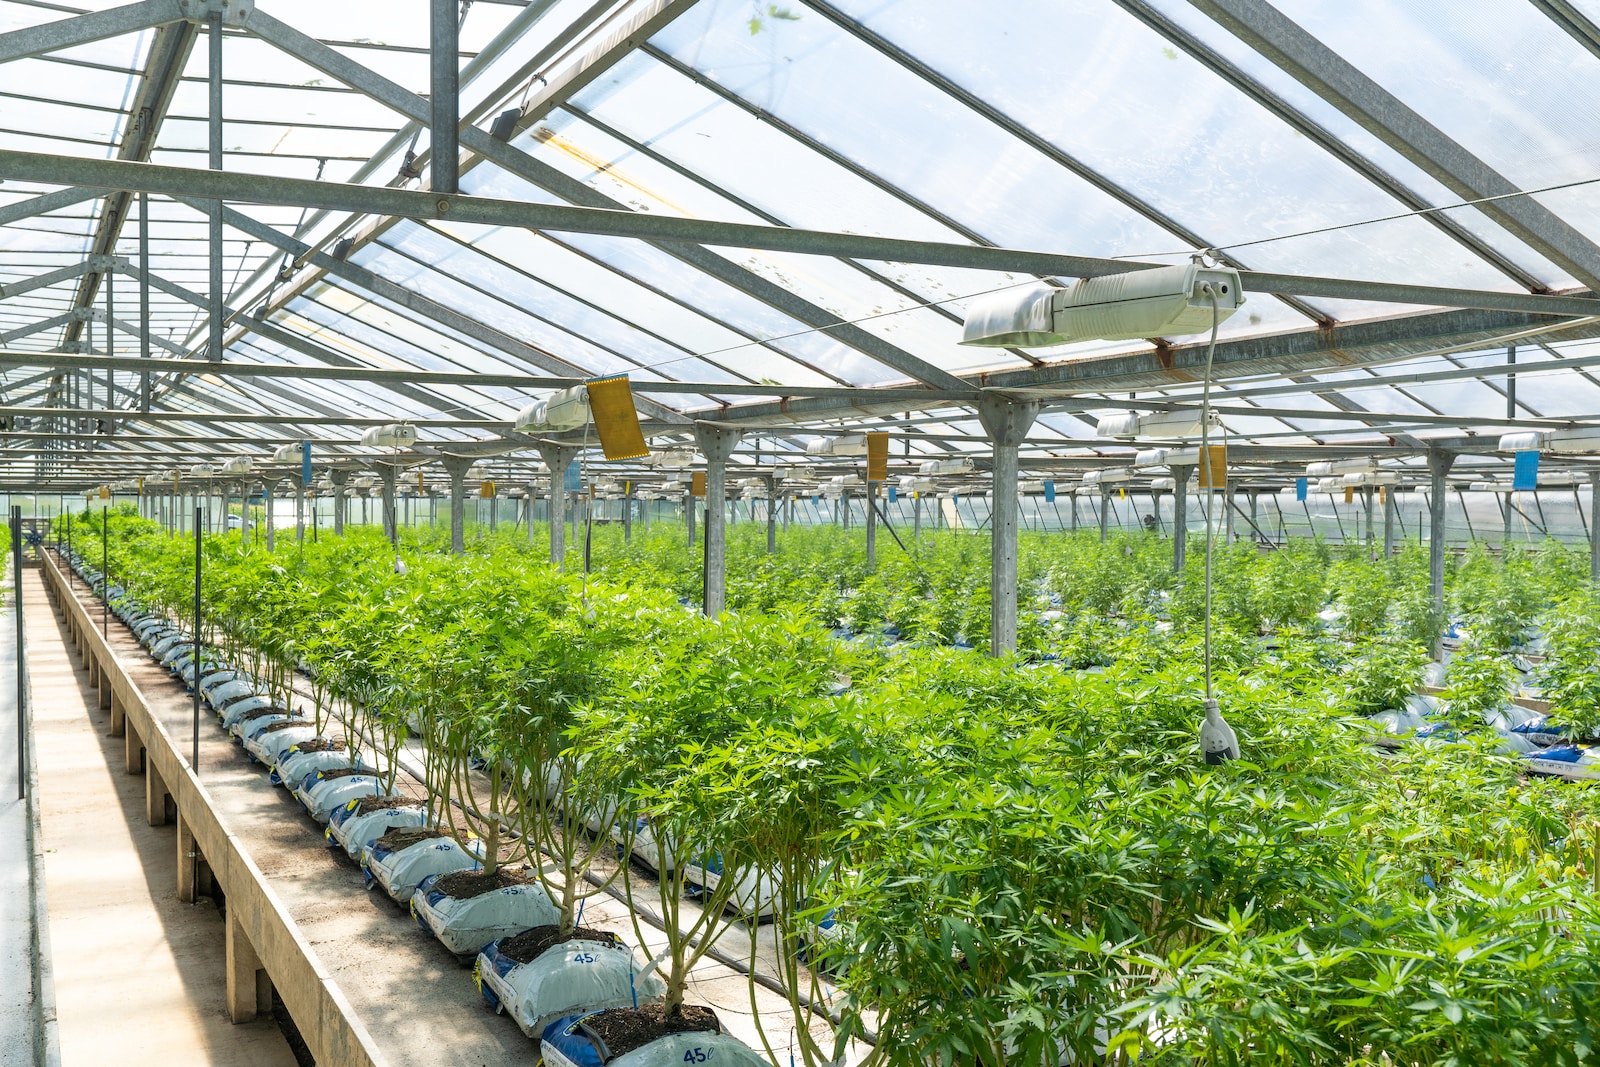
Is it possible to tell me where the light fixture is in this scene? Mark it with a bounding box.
[269,442,302,465]
[1341,470,1398,486]
[514,387,590,433]
[360,424,418,449]
[1499,427,1600,454]
[1097,409,1217,440]
[898,475,937,492]
[1135,446,1200,468]
[1082,467,1132,485]
[646,448,696,468]
[918,457,975,476]
[218,457,252,476]
[188,464,214,479]
[805,434,868,457]
[1306,458,1377,477]
[961,262,1245,347]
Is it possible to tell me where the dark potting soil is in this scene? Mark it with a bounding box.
[236,705,288,726]
[374,826,445,852]
[354,793,421,816]
[257,719,309,735]
[581,1004,720,1059]
[498,924,621,965]
[316,766,370,781]
[430,867,531,901]
[294,737,345,754]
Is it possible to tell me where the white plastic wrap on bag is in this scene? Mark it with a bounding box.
[478,938,665,1039]
[1423,661,1448,688]
[680,857,777,919]
[413,878,561,956]
[231,708,291,742]
[369,836,481,903]
[541,1025,769,1067]
[244,721,318,766]
[276,747,361,788]
[328,801,430,858]
[297,771,386,823]
[208,678,261,709]
[612,817,676,873]
[222,695,282,731]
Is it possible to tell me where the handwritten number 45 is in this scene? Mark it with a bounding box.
[683,1050,713,1063]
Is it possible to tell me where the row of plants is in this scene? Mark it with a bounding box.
[75,509,1600,1064]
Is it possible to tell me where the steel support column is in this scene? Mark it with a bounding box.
[441,457,471,555]
[1591,473,1600,583]
[1383,486,1395,558]
[765,476,777,553]
[264,480,275,551]
[139,192,151,412]
[429,0,459,195]
[693,423,742,617]
[1427,449,1455,657]
[376,463,399,545]
[978,395,1040,657]
[535,442,579,569]
[1172,465,1191,572]
[330,469,348,536]
[207,10,223,362]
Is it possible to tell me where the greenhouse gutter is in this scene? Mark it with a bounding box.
[3,150,1600,322]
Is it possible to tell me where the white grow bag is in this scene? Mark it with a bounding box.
[244,721,319,768]
[612,817,676,874]
[680,856,777,920]
[274,746,362,788]
[477,935,665,1038]
[231,708,291,743]
[297,770,386,823]
[368,835,482,903]
[412,876,561,956]
[208,678,262,711]
[222,695,283,732]
[327,798,430,858]
[540,1015,768,1067]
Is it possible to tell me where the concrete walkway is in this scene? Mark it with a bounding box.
[27,570,297,1067]
[0,576,43,1067]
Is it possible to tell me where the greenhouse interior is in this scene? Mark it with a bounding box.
[9,0,1600,1064]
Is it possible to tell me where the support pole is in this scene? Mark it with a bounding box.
[625,481,634,544]
[527,481,538,545]
[1363,486,1375,550]
[1383,485,1396,558]
[977,395,1040,657]
[1501,491,1512,553]
[693,423,742,617]
[1172,465,1191,572]
[765,476,777,553]
[237,480,249,543]
[12,506,22,800]
[912,492,922,540]
[429,0,459,195]
[376,463,398,545]
[207,10,224,363]
[1099,488,1110,542]
[192,505,202,774]
[293,476,305,545]
[534,443,579,569]
[442,457,472,556]
[139,191,151,412]
[1427,449,1454,658]
[264,481,275,552]
[685,489,696,548]
[1591,472,1600,583]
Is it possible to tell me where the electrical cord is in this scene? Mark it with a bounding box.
[1199,281,1222,701]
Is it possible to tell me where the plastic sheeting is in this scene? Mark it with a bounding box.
[327,799,430,858]
[413,876,560,956]
[274,747,363,789]
[540,1014,767,1067]
[477,937,664,1039]
[368,836,481,903]
[296,771,387,823]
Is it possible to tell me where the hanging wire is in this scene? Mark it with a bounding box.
[1199,283,1223,701]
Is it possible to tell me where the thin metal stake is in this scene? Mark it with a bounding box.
[101,512,107,641]
[192,507,202,774]
[13,506,24,800]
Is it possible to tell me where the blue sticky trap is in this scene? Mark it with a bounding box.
[564,459,581,492]
[1512,450,1540,492]
[888,486,897,502]
[1295,477,1308,501]
[301,440,312,486]
[1043,479,1056,503]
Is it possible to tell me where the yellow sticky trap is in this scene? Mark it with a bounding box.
[1119,487,1126,500]
[691,471,706,498]
[417,471,426,493]
[1199,443,1227,491]
[1344,486,1355,504]
[479,479,496,499]
[1379,487,1387,505]
[98,485,110,500]
[866,432,889,482]
[137,476,144,496]
[585,375,650,461]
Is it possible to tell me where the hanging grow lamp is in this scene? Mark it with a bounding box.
[961,263,1245,347]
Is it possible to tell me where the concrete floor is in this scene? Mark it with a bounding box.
[0,582,39,1067]
[28,571,298,1067]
